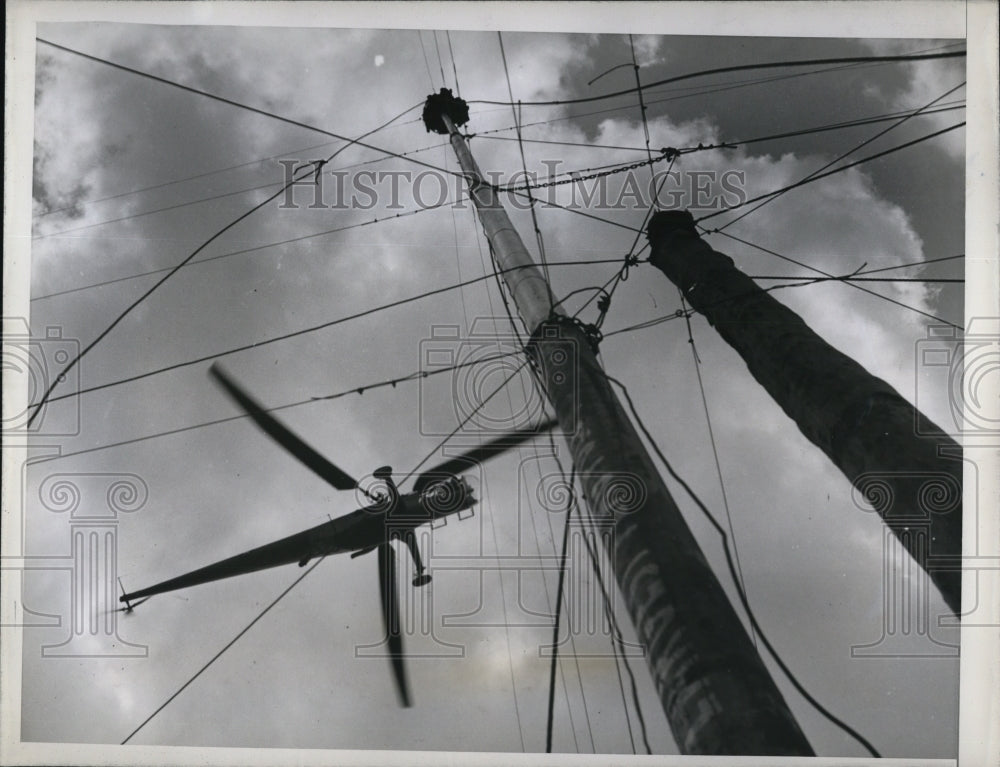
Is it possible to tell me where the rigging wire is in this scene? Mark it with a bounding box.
[494,146,673,193]
[429,362,535,753]
[606,376,882,758]
[468,193,597,749]
[35,177,319,240]
[479,212,659,754]
[551,251,639,320]
[459,95,611,745]
[506,221,659,752]
[462,42,965,142]
[714,80,966,233]
[708,230,964,330]
[492,41,612,741]
[467,41,965,120]
[417,30,436,89]
[33,138,461,241]
[445,31,461,96]
[849,252,964,275]
[520,192,645,234]
[34,136,342,219]
[568,458,653,755]
[471,134,652,153]
[535,407,654,754]
[638,41,966,99]
[468,49,965,107]
[483,460,529,753]
[639,57,901,101]
[40,32,963,753]
[28,161,308,421]
[33,193,469,303]
[89,97,949,263]
[33,350,525,466]
[36,39,468,183]
[25,101,424,427]
[34,140,658,243]
[545,462,577,753]
[465,213,582,752]
[637,123,758,647]
[724,103,964,150]
[601,252,964,340]
[399,357,561,753]
[121,354,535,746]
[679,307,756,648]
[43,260,623,406]
[559,154,673,327]
[468,101,964,155]
[697,121,966,223]
[38,38,428,148]
[440,158,554,758]
[32,134,456,229]
[519,102,550,277]
[432,30,448,89]
[508,228,659,752]
[120,556,327,744]
[533,441,596,753]
[33,247,957,465]
[750,275,961,284]
[446,157,471,332]
[628,34,656,202]
[498,31,551,284]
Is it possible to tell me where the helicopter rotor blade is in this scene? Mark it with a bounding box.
[412,417,560,494]
[209,363,359,492]
[377,542,411,707]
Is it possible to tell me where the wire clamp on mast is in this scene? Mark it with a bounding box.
[528,313,603,359]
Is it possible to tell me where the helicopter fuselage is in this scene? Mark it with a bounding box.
[119,476,476,605]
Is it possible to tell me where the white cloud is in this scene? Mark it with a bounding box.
[632,34,664,67]
[862,39,967,161]
[21,24,962,758]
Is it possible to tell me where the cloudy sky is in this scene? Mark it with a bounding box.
[6,2,983,761]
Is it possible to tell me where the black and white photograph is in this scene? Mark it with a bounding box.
[3,2,998,764]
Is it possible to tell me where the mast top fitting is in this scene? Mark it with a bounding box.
[422,88,470,134]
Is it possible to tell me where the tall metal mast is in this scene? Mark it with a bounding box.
[423,88,813,755]
[646,210,962,614]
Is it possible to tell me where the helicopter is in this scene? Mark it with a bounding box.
[119,362,558,706]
